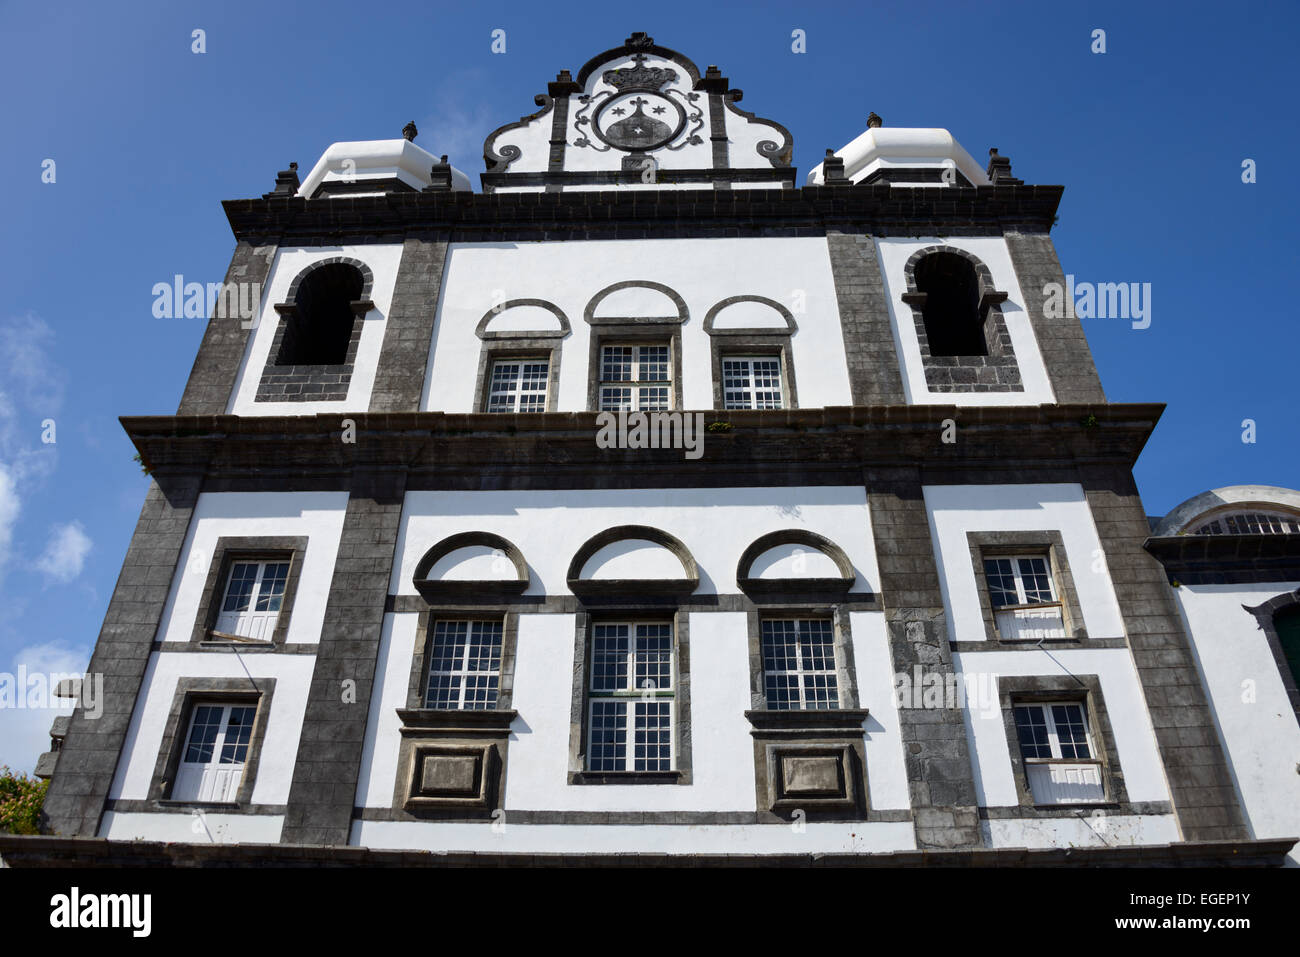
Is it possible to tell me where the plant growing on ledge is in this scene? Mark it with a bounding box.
[1080,414,1099,430]
[0,766,48,835]
[132,452,153,476]
[705,421,733,433]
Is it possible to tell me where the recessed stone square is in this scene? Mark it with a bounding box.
[780,754,845,798]
[418,751,482,797]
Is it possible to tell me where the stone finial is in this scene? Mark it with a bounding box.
[549,69,582,96]
[402,121,418,141]
[263,161,301,199]
[867,112,883,129]
[424,154,453,192]
[625,31,655,50]
[986,147,1024,185]
[698,63,729,93]
[822,148,848,185]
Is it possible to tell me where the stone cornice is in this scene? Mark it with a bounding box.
[1144,533,1300,584]
[122,404,1161,494]
[220,183,1064,245]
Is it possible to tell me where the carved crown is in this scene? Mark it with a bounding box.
[602,53,678,92]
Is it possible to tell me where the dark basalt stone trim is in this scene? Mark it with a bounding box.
[190,536,309,645]
[370,236,450,412]
[737,529,855,583]
[965,530,1087,645]
[4,833,1293,867]
[147,677,277,805]
[585,280,689,326]
[585,321,684,411]
[310,178,419,198]
[744,709,870,731]
[103,800,289,816]
[482,167,797,191]
[995,674,1130,810]
[950,638,1129,654]
[153,640,320,654]
[862,168,974,187]
[41,478,201,837]
[384,592,879,615]
[826,231,907,405]
[481,93,555,186]
[703,295,797,335]
[413,531,530,593]
[721,93,793,169]
[396,708,519,731]
[708,333,799,410]
[475,299,571,339]
[978,801,1173,819]
[122,404,1163,496]
[222,184,1066,245]
[566,524,698,584]
[1144,533,1300,584]
[472,337,564,413]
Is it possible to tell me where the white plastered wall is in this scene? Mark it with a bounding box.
[419,237,852,413]
[227,244,404,415]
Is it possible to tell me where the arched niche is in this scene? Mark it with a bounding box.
[566,525,698,598]
[736,530,856,596]
[475,299,572,340]
[585,281,688,325]
[412,532,529,600]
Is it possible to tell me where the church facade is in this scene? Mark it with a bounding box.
[31,33,1296,864]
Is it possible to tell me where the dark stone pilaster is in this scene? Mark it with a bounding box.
[1081,466,1249,842]
[866,467,981,848]
[826,231,907,405]
[176,242,277,415]
[41,478,202,836]
[368,237,449,412]
[1004,231,1106,404]
[280,472,407,845]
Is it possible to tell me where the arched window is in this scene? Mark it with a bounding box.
[276,262,365,366]
[914,252,985,357]
[1192,510,1300,536]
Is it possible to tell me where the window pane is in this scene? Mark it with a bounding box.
[588,700,627,771]
[255,562,290,612]
[1016,557,1055,605]
[761,619,838,710]
[184,705,224,763]
[221,563,259,612]
[634,623,673,693]
[600,345,633,382]
[591,624,630,692]
[425,620,503,710]
[983,558,1018,609]
[487,359,549,413]
[1051,703,1092,759]
[219,706,256,764]
[634,701,672,771]
[1014,705,1052,760]
[722,356,783,411]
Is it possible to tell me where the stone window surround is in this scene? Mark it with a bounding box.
[704,295,800,410]
[996,674,1130,811]
[965,530,1088,645]
[255,256,377,404]
[189,536,309,646]
[900,244,1023,394]
[567,603,693,786]
[146,676,277,807]
[583,280,689,412]
[744,601,862,712]
[586,324,684,412]
[1244,588,1300,723]
[472,337,564,413]
[404,607,521,712]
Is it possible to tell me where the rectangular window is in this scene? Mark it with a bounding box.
[424,620,505,710]
[983,555,1066,640]
[586,622,674,772]
[761,618,839,710]
[722,356,783,410]
[1013,701,1105,804]
[599,343,671,411]
[173,702,257,802]
[486,358,549,412]
[215,560,289,641]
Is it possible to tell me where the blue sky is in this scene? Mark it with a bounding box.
[0,0,1296,772]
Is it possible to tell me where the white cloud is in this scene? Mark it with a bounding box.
[418,68,500,172]
[35,521,92,584]
[0,466,17,570]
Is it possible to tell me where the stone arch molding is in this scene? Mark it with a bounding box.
[585,280,689,325]
[736,529,856,596]
[412,532,530,600]
[567,525,699,597]
[1154,485,1300,537]
[284,255,375,304]
[703,296,798,336]
[475,299,572,340]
